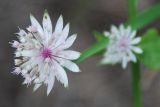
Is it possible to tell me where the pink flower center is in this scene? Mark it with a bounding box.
[41,48,52,58]
[118,36,130,50]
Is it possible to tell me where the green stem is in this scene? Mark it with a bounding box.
[131,62,142,107]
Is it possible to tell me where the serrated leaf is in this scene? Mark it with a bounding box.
[138,28,160,70]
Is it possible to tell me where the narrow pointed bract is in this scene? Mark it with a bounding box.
[11,10,80,95]
[102,24,143,69]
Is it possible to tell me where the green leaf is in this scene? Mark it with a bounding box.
[138,28,160,70]
[74,37,109,64]
[128,0,137,20]
[93,31,106,42]
[127,4,160,30]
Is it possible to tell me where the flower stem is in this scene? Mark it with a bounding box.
[131,62,142,107]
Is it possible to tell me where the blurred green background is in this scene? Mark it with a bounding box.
[0,0,160,107]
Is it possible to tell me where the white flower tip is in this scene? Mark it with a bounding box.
[122,64,127,69]
[66,23,70,29]
[47,88,51,96]
[44,9,48,14]
[10,41,20,48]
[73,34,77,38]
[76,69,81,73]
[30,13,34,19]
[64,84,69,89]
[76,52,81,59]
[119,24,124,28]
[104,31,110,37]
[12,67,21,75]
[59,15,63,20]
[27,26,37,32]
[44,9,50,19]
[47,91,50,96]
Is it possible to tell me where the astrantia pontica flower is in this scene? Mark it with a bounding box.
[11,10,81,95]
[101,24,143,69]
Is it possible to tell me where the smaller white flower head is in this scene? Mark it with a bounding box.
[11,10,81,95]
[102,24,143,69]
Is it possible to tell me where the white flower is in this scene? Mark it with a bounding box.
[101,24,143,69]
[11,10,81,95]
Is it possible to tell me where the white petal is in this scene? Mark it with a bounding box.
[62,34,77,49]
[55,15,63,33]
[30,14,44,37]
[33,84,42,91]
[57,50,80,60]
[119,24,125,36]
[125,26,131,37]
[56,58,80,72]
[130,31,137,38]
[131,37,141,45]
[55,23,70,47]
[53,61,68,88]
[20,50,38,57]
[128,50,137,62]
[111,25,119,36]
[43,10,52,35]
[61,23,70,40]
[47,71,55,95]
[122,56,128,69]
[104,31,110,37]
[131,46,143,54]
[16,28,27,36]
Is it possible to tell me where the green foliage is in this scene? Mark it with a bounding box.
[127,4,160,30]
[128,0,137,20]
[75,36,109,64]
[138,29,160,70]
[92,31,107,42]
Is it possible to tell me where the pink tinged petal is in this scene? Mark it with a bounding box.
[57,50,80,60]
[16,28,27,36]
[12,67,21,75]
[53,60,68,88]
[55,15,63,34]
[27,26,37,32]
[47,71,55,95]
[43,10,52,34]
[131,46,143,54]
[131,37,141,45]
[11,41,20,48]
[62,34,77,49]
[122,56,128,69]
[30,14,44,37]
[56,58,80,72]
[33,84,42,92]
[23,74,32,85]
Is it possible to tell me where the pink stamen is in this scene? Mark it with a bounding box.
[118,37,130,49]
[41,48,52,58]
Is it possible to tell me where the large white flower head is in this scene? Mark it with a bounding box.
[11,10,81,95]
[101,24,143,69]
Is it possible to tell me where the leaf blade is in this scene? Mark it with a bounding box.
[127,4,160,30]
